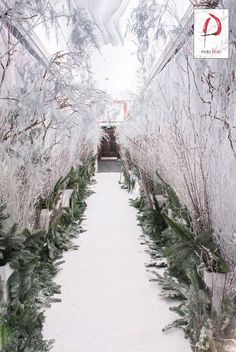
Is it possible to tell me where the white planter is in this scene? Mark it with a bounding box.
[203,269,236,312]
[27,212,36,230]
[155,195,167,207]
[60,189,74,208]
[132,180,140,196]
[0,263,14,303]
[129,170,134,180]
[39,209,52,232]
[204,269,236,292]
[55,189,74,210]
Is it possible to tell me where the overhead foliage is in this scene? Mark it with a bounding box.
[130,0,183,76]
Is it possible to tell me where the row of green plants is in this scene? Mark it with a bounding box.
[0,156,96,352]
[122,165,235,352]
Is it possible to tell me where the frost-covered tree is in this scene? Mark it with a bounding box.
[118,1,236,349]
[0,0,108,229]
[119,0,236,266]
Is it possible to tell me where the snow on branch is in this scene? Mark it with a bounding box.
[0,0,108,229]
[119,0,236,265]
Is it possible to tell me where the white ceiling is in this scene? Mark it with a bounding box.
[33,0,191,98]
[75,0,191,98]
[73,0,131,46]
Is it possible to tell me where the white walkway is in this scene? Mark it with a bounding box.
[44,173,191,352]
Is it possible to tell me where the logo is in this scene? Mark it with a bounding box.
[194,9,229,59]
[202,13,222,47]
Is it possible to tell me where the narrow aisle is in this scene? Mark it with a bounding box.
[44,173,191,352]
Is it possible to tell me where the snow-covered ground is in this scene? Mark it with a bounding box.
[44,172,191,352]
